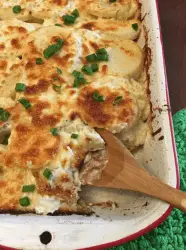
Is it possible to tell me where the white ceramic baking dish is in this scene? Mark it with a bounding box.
[0,0,179,249]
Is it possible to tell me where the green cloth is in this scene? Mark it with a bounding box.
[111,109,186,250]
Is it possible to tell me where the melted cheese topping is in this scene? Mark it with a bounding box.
[0,0,150,214]
[77,76,146,133]
[0,0,75,21]
[0,20,36,56]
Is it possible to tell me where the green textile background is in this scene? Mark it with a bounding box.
[111,109,186,250]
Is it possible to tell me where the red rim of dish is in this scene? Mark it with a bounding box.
[0,1,180,250]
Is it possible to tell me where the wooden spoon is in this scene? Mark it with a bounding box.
[84,128,186,212]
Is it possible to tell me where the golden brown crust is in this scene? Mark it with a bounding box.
[77,83,137,130]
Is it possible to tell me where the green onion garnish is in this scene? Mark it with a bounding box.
[19,197,30,207]
[109,0,117,2]
[36,58,43,65]
[91,63,99,72]
[0,108,10,122]
[63,15,76,25]
[72,70,84,79]
[73,78,87,88]
[72,70,87,88]
[73,78,81,88]
[22,184,36,193]
[43,168,52,180]
[15,83,26,92]
[86,53,97,62]
[63,9,79,25]
[86,49,109,62]
[56,67,62,74]
[2,134,9,145]
[72,9,79,18]
[13,5,21,14]
[113,96,123,106]
[52,84,61,93]
[43,38,64,59]
[81,65,93,75]
[93,91,105,102]
[132,23,138,31]
[18,98,32,109]
[50,127,59,136]
[71,133,79,139]
[55,23,62,27]
[96,48,109,61]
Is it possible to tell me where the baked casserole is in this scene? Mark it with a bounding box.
[0,0,150,215]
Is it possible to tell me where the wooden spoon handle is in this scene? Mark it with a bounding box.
[106,165,186,212]
[94,129,184,212]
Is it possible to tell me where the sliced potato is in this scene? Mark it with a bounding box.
[77,0,139,20]
[80,31,144,79]
[76,76,144,133]
[0,0,74,22]
[80,19,141,41]
[101,40,144,79]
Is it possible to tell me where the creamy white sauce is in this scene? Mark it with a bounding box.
[71,32,82,71]
[49,165,66,187]
[35,195,61,215]
[58,0,75,16]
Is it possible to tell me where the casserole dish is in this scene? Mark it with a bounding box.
[0,0,179,249]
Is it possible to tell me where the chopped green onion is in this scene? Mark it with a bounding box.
[113,96,123,106]
[19,197,30,207]
[86,49,109,62]
[43,38,64,59]
[96,48,109,61]
[71,133,79,139]
[72,9,79,18]
[80,78,87,85]
[73,78,80,88]
[63,9,79,25]
[132,23,138,31]
[72,70,87,88]
[55,23,62,27]
[36,58,43,65]
[72,70,84,79]
[52,84,61,93]
[22,184,36,193]
[91,63,99,72]
[13,5,21,14]
[0,108,10,122]
[93,91,105,102]
[15,83,26,92]
[50,127,59,136]
[109,0,117,2]
[96,48,108,55]
[2,134,9,145]
[81,65,93,75]
[73,77,87,88]
[18,98,32,109]
[56,67,62,74]
[43,168,52,180]
[63,15,76,25]
[73,78,81,88]
[97,54,109,61]
[86,53,97,62]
